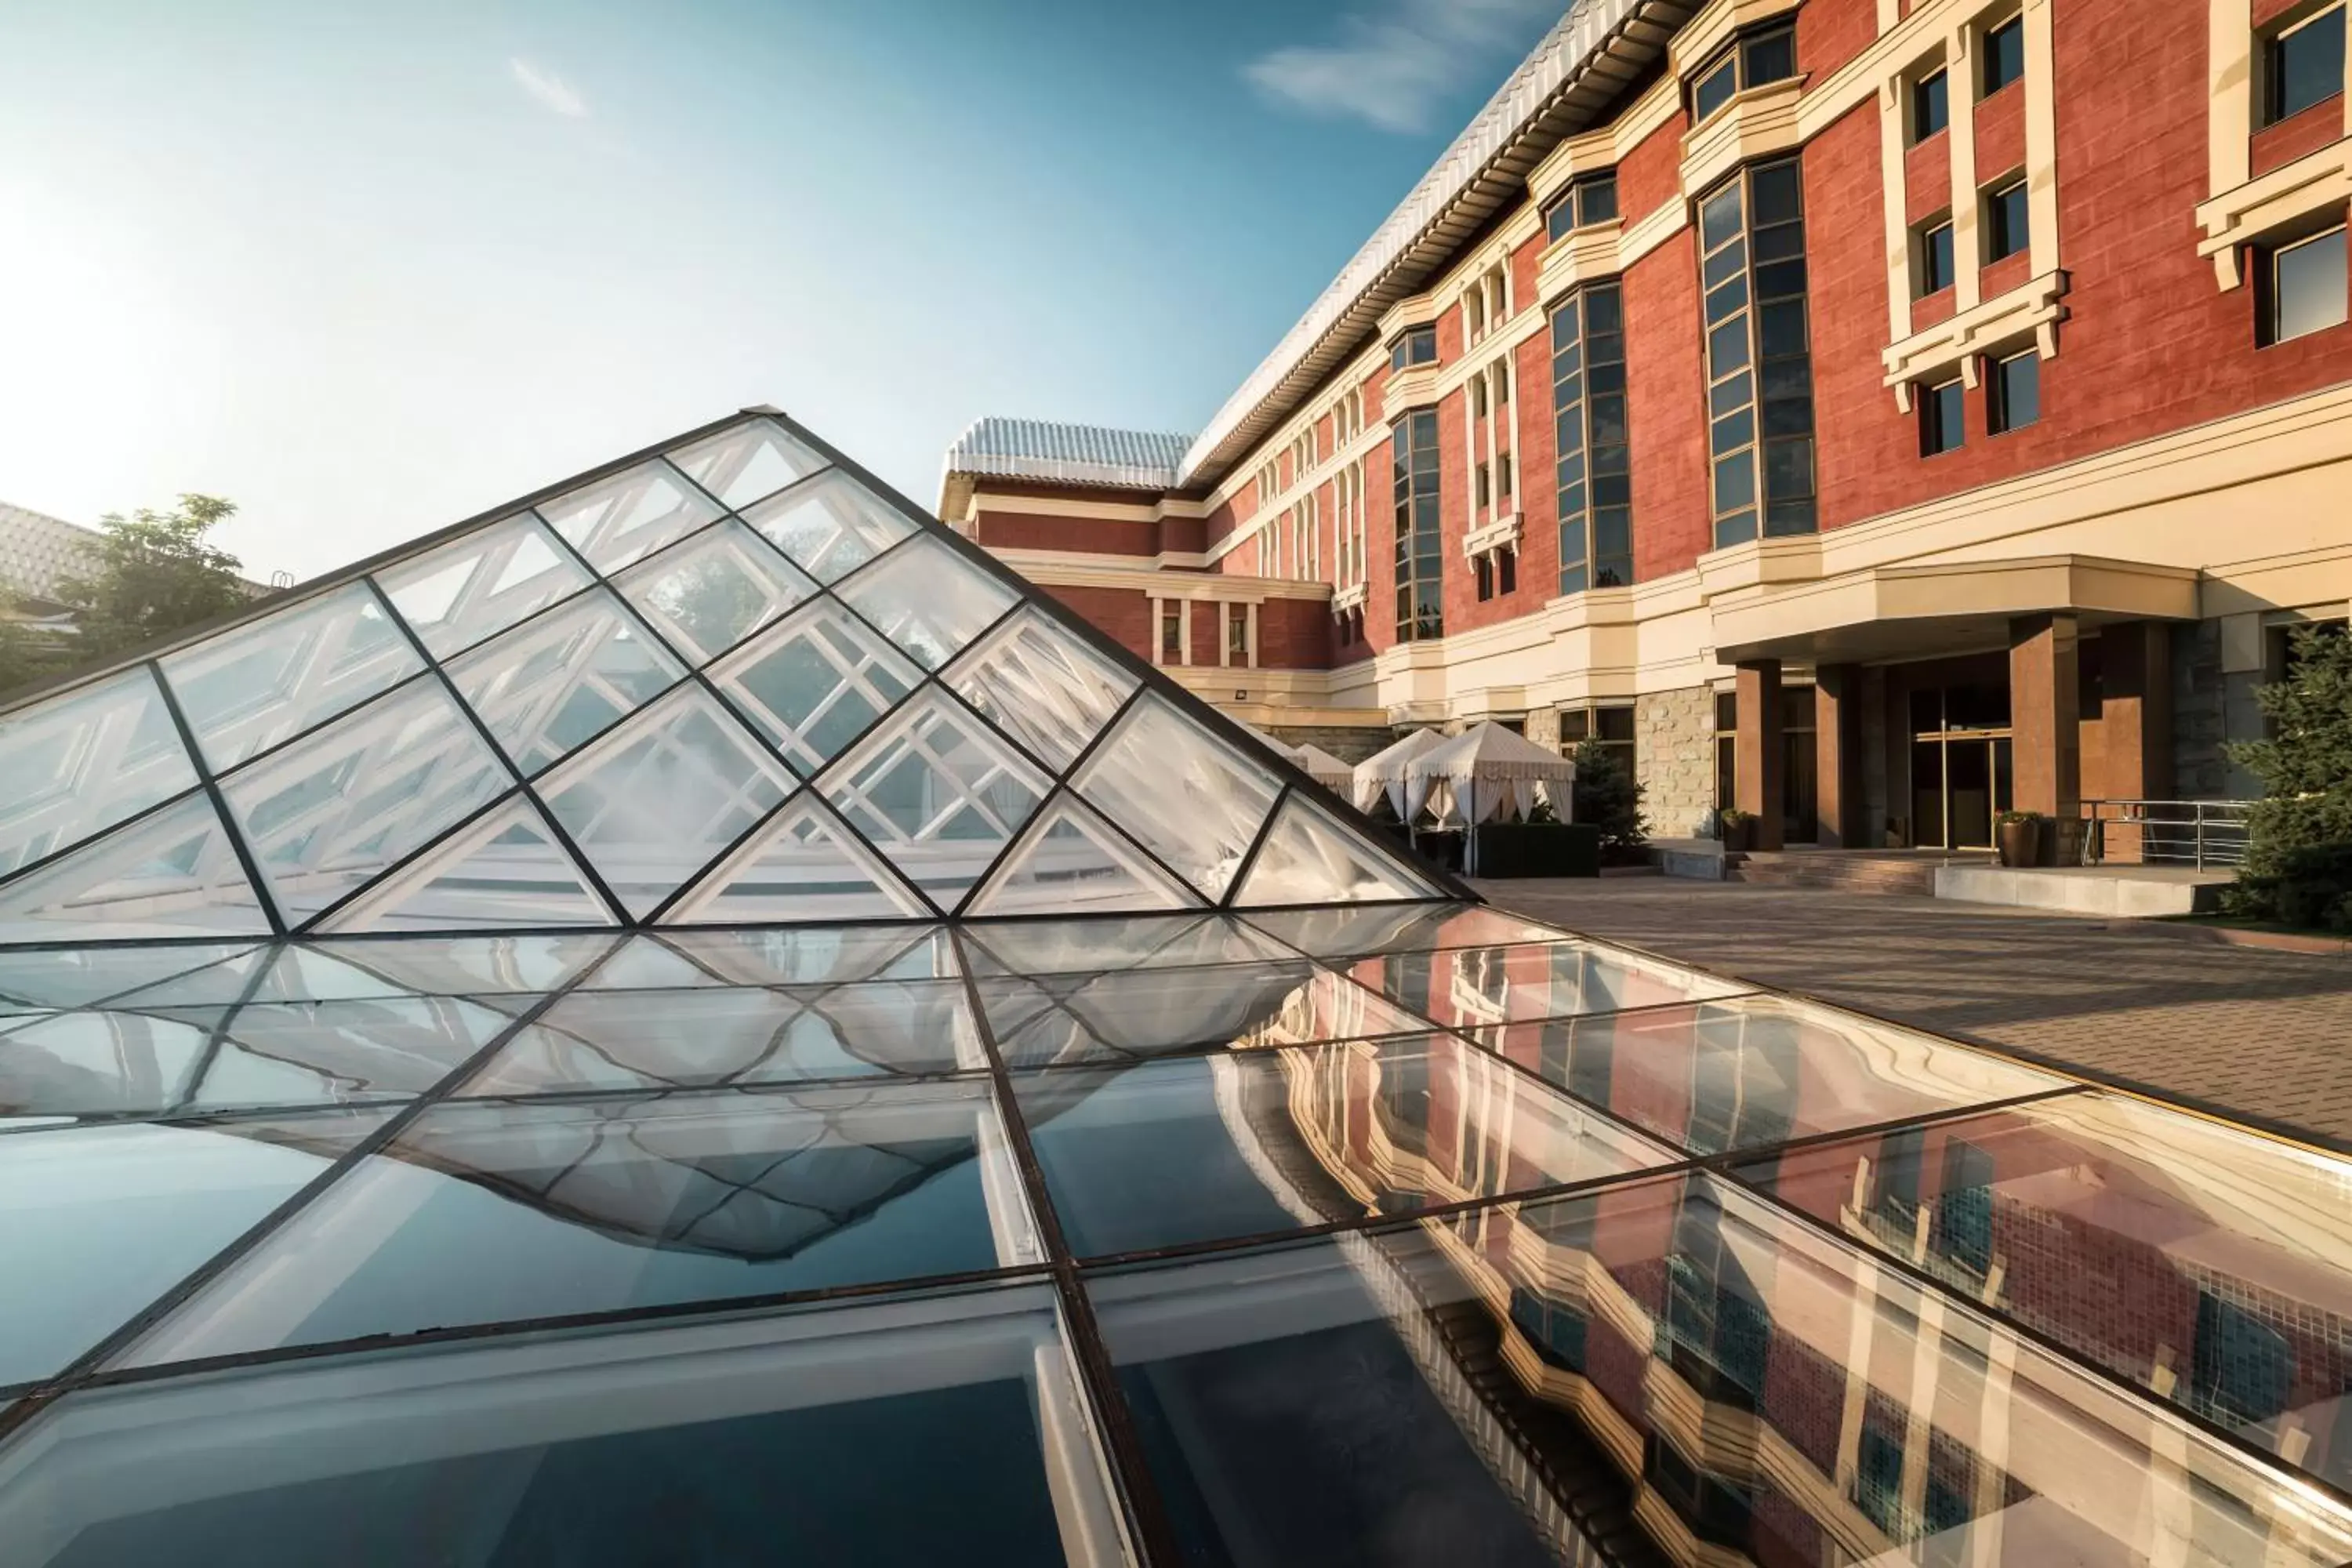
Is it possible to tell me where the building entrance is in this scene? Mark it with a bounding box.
[1908,682,2012,850]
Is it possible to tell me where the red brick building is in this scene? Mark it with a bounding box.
[942,0,2352,850]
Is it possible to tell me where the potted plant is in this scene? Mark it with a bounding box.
[1719,808,1756,853]
[1996,809,2045,868]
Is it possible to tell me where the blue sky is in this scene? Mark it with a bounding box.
[0,0,1562,581]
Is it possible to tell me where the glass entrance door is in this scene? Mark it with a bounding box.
[1909,684,2012,851]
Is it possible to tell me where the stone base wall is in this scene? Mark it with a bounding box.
[1637,687,1715,839]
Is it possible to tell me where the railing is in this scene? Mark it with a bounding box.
[2078,798,2254,870]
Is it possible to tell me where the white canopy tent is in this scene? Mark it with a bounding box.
[1352,728,1449,817]
[1290,743,1356,791]
[1383,723,1579,875]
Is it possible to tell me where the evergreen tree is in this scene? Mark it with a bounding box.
[1570,737,1649,859]
[2223,622,2352,924]
[50,495,249,664]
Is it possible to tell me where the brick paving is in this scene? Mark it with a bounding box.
[1473,877,2352,1149]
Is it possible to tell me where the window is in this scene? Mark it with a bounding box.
[1497,451,1514,499]
[1989,350,2039,433]
[1388,325,1438,372]
[1921,378,1965,456]
[1497,549,1516,594]
[1985,178,2029,262]
[1714,691,1738,810]
[1699,158,1817,547]
[1559,704,1635,772]
[1543,172,1620,243]
[1475,554,1495,601]
[1552,281,1633,592]
[1156,601,1183,665]
[1981,16,2025,96]
[1912,69,1950,142]
[1917,220,1956,294]
[2263,227,2348,345]
[2264,5,2345,126]
[1690,24,1797,125]
[1475,463,1491,510]
[1692,55,1740,122]
[1393,408,1443,641]
[1225,604,1250,666]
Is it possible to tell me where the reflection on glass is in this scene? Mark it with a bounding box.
[0,1112,385,1385]
[667,417,827,509]
[135,996,514,1111]
[375,513,591,658]
[974,958,1431,1069]
[967,793,1197,917]
[162,583,423,772]
[1745,1091,2352,1491]
[0,667,198,879]
[946,608,1136,771]
[835,535,1018,670]
[706,597,922,775]
[1491,992,2066,1156]
[1018,1035,1675,1256]
[466,979,981,1094]
[220,679,510,928]
[447,589,684,775]
[576,926,954,989]
[1,1008,213,1118]
[2,1283,1126,1567]
[0,942,260,1011]
[821,689,1047,913]
[539,686,796,919]
[0,792,269,943]
[1245,902,1573,958]
[1071,695,1280,902]
[122,1081,1032,1365]
[615,518,817,665]
[740,470,916,583]
[536,459,724,574]
[109,935,606,1009]
[666,794,928,927]
[1232,790,1440,907]
[318,793,613,934]
[964,913,1291,976]
[1340,940,1750,1038]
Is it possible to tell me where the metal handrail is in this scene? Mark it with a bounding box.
[2077,798,2254,870]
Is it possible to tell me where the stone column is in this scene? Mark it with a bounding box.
[2093,622,2173,862]
[1735,659,1786,851]
[1815,663,1863,848]
[2009,614,2082,857]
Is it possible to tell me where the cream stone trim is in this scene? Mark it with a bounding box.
[1333,581,1367,616]
[2196,140,2352,288]
[1620,194,1692,271]
[1679,74,1809,198]
[1463,512,1523,560]
[2212,0,2255,200]
[969,492,1206,524]
[1525,74,1685,209]
[1669,0,1802,78]
[1536,217,1628,304]
[1881,268,2068,411]
[1381,362,1442,413]
[1947,22,1983,311]
[1878,76,1914,344]
[2022,0,2060,274]
[1377,290,1443,341]
[995,552,1333,604]
[989,543,1209,573]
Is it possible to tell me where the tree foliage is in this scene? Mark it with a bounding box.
[2221,622,2352,924]
[1570,738,1650,860]
[50,495,249,665]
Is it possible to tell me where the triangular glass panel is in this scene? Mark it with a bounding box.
[945,606,1137,771]
[0,942,259,1010]
[667,793,928,925]
[536,459,724,573]
[966,791,1200,917]
[0,791,270,942]
[705,597,920,775]
[739,469,916,583]
[834,535,1018,670]
[375,513,590,658]
[820,688,1048,913]
[306,933,614,996]
[107,943,411,1007]
[446,589,684,775]
[538,684,796,919]
[1070,694,1281,902]
[318,792,615,933]
[219,677,510,929]
[161,583,424,772]
[1232,789,1444,907]
[0,666,198,877]
[615,518,818,665]
[666,417,827,510]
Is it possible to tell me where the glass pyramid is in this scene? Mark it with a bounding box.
[0,410,2344,1568]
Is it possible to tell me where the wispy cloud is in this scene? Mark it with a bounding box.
[1243,0,1556,134]
[510,57,590,120]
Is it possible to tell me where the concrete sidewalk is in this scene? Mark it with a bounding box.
[1473,877,2352,1149]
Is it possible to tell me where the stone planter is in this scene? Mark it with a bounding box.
[1721,815,1757,853]
[1996,817,2042,868]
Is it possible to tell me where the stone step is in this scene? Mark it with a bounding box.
[1722,851,1955,897]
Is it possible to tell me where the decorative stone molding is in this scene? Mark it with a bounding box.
[1881,269,2070,412]
[1463,512,1523,561]
[2195,141,2352,290]
[1679,76,1808,199]
[1381,363,1443,414]
[1668,0,1804,80]
[1537,220,1626,307]
[1333,581,1367,617]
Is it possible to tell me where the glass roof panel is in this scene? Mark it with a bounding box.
[945,607,1137,771]
[0,667,198,880]
[1494,991,2068,1158]
[614,518,818,666]
[1232,789,1444,906]
[162,583,423,773]
[220,679,510,930]
[375,513,591,658]
[315,793,613,934]
[1743,1091,2352,1490]
[665,793,929,927]
[0,1110,387,1386]
[962,913,1290,975]
[537,459,724,574]
[740,470,916,583]
[1335,938,1752,1038]
[834,535,1019,671]
[819,689,1048,915]
[119,1080,1034,1367]
[705,597,921,775]
[538,686,797,920]
[0,943,259,1011]
[446,589,684,775]
[597,926,956,987]
[464,978,982,1095]
[137,996,514,1112]
[666,416,828,510]
[1017,1033,1675,1257]
[1243,902,1570,958]
[300,934,615,998]
[1,1007,214,1119]
[0,792,270,944]
[1,1283,1116,1568]
[965,791,1200,918]
[1070,695,1280,902]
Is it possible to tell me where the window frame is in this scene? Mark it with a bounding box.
[2262,4,2347,128]
[1544,171,1622,244]
[1552,280,1635,594]
[1689,22,1798,128]
[1699,158,1817,549]
[1915,218,1957,296]
[1980,15,2026,99]
[1388,324,1439,374]
[1984,176,2030,263]
[2259,223,2350,346]
[1920,377,1966,456]
[1392,408,1445,642]
[1987,349,2039,435]
[1911,67,1951,143]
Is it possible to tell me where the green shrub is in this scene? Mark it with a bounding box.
[1569,739,1650,865]
[2224,623,2352,920]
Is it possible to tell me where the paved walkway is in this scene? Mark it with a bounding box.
[1473,877,2352,1149]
